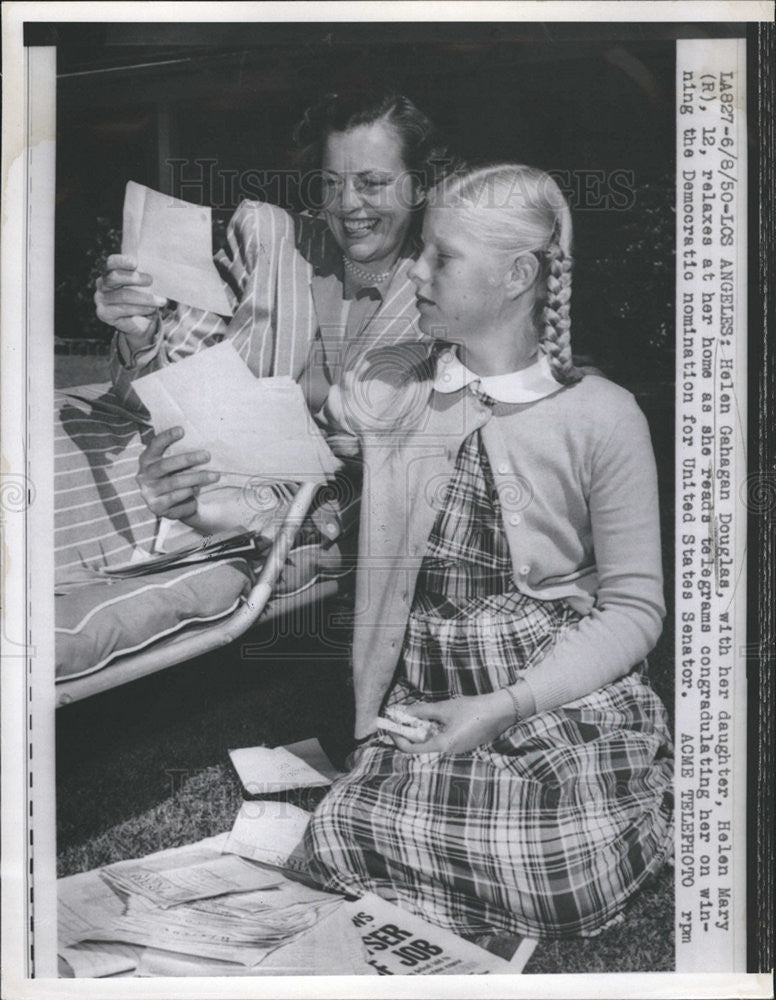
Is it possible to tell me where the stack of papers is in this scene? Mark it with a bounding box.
[100,853,282,907]
[98,528,270,578]
[59,833,352,975]
[90,879,343,966]
[135,904,372,977]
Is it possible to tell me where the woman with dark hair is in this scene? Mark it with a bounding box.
[56,89,443,578]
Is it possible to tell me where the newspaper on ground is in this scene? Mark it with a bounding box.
[57,834,229,975]
[136,904,372,977]
[100,852,282,908]
[345,893,520,975]
[58,830,345,972]
[57,808,537,977]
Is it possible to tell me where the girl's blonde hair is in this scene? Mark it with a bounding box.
[429,164,582,385]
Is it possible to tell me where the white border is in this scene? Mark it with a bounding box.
[2,0,775,24]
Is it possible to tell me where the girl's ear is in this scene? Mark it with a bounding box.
[505,252,540,299]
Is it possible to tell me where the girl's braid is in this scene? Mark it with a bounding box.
[541,240,582,386]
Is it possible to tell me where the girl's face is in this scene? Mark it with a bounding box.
[322,120,418,271]
[409,207,508,344]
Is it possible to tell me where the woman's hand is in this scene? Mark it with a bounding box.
[136,427,219,522]
[94,254,169,346]
[388,690,517,755]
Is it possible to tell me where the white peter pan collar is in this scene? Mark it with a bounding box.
[432,348,563,403]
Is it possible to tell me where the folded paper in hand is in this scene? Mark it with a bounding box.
[133,342,340,485]
[122,180,232,315]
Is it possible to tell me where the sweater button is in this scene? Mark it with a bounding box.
[498,462,510,475]
[509,514,522,526]
[519,564,530,576]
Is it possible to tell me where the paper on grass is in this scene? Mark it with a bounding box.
[229,738,343,795]
[59,941,142,979]
[122,180,232,315]
[58,867,128,949]
[283,737,344,783]
[59,834,228,946]
[223,799,311,873]
[92,877,342,968]
[59,830,338,970]
[100,853,282,908]
[84,911,278,966]
[136,903,372,977]
[57,834,229,975]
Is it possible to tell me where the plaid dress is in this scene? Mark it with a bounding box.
[303,425,674,940]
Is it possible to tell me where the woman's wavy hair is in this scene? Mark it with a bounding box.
[294,89,446,180]
[293,89,451,231]
[429,163,582,386]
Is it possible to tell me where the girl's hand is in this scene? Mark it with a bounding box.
[389,690,517,755]
[136,427,219,521]
[94,254,169,345]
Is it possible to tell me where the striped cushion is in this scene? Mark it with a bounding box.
[55,559,252,681]
[55,384,158,582]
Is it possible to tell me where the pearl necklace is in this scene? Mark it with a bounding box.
[342,254,393,284]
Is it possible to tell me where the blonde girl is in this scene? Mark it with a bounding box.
[301,164,674,939]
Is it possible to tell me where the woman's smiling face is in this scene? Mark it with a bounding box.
[322,120,418,272]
